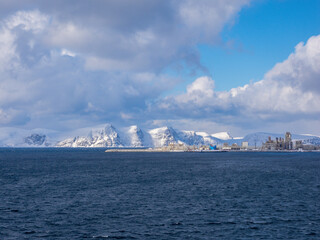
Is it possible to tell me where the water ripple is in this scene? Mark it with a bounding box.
[0,149,319,239]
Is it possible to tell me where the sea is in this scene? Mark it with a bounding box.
[0,148,319,239]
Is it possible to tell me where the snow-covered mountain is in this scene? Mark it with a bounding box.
[211,132,233,140]
[302,137,320,146]
[148,126,179,147]
[24,134,48,146]
[0,124,319,147]
[178,131,205,146]
[0,127,58,147]
[196,132,220,145]
[56,124,123,147]
[122,125,145,147]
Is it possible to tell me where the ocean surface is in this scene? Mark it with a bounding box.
[0,149,319,239]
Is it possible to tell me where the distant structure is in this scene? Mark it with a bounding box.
[209,144,217,150]
[241,141,249,149]
[294,140,303,150]
[231,143,240,150]
[222,143,231,150]
[284,132,293,150]
[162,143,188,151]
[262,132,293,150]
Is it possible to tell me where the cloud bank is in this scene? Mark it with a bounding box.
[156,35,320,133]
[0,1,319,135]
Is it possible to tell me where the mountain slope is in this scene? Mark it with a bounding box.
[56,124,123,147]
[148,127,179,147]
[0,127,58,147]
[211,132,233,140]
[121,125,145,147]
[1,124,319,147]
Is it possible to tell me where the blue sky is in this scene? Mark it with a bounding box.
[195,0,320,91]
[0,0,319,135]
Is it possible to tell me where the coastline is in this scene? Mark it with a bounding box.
[105,149,320,153]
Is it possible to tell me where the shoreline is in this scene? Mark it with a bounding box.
[105,149,320,153]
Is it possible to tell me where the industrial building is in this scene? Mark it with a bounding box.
[262,132,293,150]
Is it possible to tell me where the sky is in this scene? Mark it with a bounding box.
[0,0,319,136]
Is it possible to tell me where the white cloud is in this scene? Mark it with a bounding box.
[179,0,250,41]
[156,35,320,132]
[5,10,48,32]
[0,28,19,71]
[134,29,155,46]
[264,35,320,94]
[46,22,92,50]
[2,2,317,136]
[4,1,251,73]
[232,35,320,114]
[61,48,76,57]
[84,56,130,71]
[0,108,29,125]
[176,76,215,105]
[0,8,185,129]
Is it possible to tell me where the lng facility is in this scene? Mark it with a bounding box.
[106,132,320,152]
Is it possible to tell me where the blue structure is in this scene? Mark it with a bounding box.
[209,144,217,150]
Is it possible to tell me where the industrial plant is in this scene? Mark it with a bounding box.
[262,132,319,151]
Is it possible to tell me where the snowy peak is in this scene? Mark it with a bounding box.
[211,132,233,140]
[148,126,179,147]
[0,127,58,147]
[90,124,122,147]
[178,130,204,146]
[56,124,123,147]
[56,136,92,148]
[89,124,116,137]
[126,125,144,147]
[1,124,319,148]
[128,125,139,133]
[148,127,219,147]
[195,132,220,145]
[24,134,48,146]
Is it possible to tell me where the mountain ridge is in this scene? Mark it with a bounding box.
[0,124,319,147]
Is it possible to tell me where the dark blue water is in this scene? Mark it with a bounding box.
[0,149,319,239]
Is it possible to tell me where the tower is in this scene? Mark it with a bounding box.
[285,132,292,150]
[285,132,291,143]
